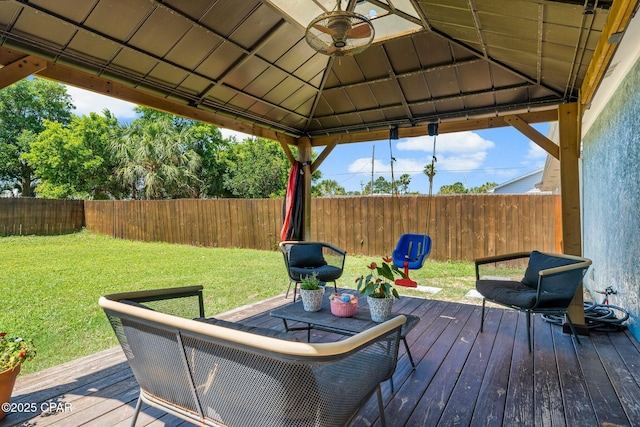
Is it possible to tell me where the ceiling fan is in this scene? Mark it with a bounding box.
[305,0,375,56]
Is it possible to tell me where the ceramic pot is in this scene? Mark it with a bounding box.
[367,296,394,322]
[0,364,20,421]
[300,287,325,312]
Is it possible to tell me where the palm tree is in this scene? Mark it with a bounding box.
[110,116,201,199]
[423,162,436,196]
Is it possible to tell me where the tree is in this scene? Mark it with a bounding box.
[0,78,73,196]
[438,182,467,194]
[363,176,393,195]
[423,162,436,195]
[315,179,346,196]
[132,107,229,198]
[110,113,202,199]
[22,112,119,199]
[221,137,291,198]
[396,174,411,194]
[469,182,498,193]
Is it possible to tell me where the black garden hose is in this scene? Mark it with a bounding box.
[542,301,629,332]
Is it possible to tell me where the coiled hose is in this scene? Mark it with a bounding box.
[542,301,630,332]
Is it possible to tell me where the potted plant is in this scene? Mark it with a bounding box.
[0,333,36,420]
[356,257,406,322]
[299,273,325,312]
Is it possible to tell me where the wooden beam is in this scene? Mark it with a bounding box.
[33,62,298,145]
[310,141,337,173]
[558,102,584,328]
[558,103,582,256]
[0,46,298,146]
[0,55,47,89]
[303,109,559,147]
[504,114,559,159]
[279,140,296,166]
[580,0,638,109]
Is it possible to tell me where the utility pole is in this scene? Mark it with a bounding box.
[370,145,375,195]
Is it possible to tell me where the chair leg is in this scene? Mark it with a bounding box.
[526,311,532,352]
[376,385,386,427]
[564,312,581,346]
[285,280,293,299]
[480,299,486,332]
[130,393,143,427]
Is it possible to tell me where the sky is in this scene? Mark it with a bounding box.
[65,85,549,194]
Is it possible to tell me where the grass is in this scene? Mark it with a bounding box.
[2,230,482,374]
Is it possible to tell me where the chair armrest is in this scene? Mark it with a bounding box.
[103,285,205,318]
[320,242,346,256]
[534,256,591,308]
[321,242,347,270]
[474,252,530,280]
[280,241,346,255]
[280,241,347,271]
[539,260,592,278]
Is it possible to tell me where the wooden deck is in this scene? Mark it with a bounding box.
[6,294,640,427]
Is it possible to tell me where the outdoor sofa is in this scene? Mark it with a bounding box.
[99,285,406,427]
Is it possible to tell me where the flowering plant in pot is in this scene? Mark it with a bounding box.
[299,272,324,312]
[1,332,37,420]
[356,257,406,322]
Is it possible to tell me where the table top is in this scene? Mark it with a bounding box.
[270,291,420,337]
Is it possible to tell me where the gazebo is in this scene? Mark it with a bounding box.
[1,0,638,332]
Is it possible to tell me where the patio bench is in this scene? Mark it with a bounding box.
[99,285,405,427]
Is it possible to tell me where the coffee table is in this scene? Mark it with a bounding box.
[270,292,420,368]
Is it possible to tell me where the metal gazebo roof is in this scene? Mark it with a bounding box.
[1,0,634,146]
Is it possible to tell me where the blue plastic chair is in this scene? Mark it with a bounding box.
[392,234,432,287]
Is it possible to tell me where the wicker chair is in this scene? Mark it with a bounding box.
[100,286,404,427]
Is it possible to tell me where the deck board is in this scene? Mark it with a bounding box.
[6,294,640,427]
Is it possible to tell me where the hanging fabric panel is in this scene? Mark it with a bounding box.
[280,161,304,241]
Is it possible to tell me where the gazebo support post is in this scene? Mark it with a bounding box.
[559,102,588,335]
[298,139,313,241]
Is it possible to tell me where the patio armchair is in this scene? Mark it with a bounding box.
[280,241,346,301]
[100,285,405,427]
[475,251,592,351]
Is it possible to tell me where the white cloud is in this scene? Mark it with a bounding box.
[397,131,494,154]
[522,141,548,169]
[65,85,137,120]
[359,131,496,178]
[526,141,547,160]
[219,128,253,141]
[437,151,487,172]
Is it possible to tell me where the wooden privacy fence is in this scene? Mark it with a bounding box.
[84,194,561,261]
[0,198,84,236]
[84,198,283,251]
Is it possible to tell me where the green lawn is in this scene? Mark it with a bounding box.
[2,230,482,374]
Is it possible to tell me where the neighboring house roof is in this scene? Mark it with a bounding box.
[489,169,546,194]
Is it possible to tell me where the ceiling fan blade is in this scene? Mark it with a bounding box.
[313,23,337,36]
[346,23,372,39]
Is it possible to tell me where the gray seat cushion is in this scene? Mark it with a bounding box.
[289,264,342,282]
[476,279,537,309]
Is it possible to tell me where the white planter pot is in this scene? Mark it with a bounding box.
[367,296,394,322]
[300,287,325,312]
